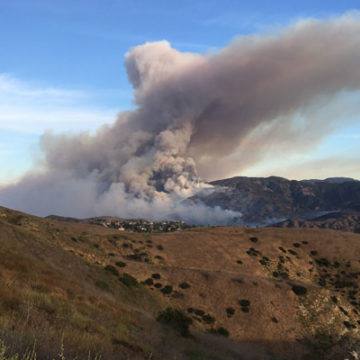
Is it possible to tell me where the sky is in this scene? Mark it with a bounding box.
[1,0,360,185]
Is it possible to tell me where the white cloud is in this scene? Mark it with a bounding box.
[0,73,127,134]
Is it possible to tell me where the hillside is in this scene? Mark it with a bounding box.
[271,211,360,233]
[1,206,360,359]
[189,176,360,227]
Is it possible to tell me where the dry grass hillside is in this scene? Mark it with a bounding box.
[1,206,360,359]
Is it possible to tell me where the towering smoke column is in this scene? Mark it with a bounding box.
[1,14,360,223]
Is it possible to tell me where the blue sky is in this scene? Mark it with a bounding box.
[1,0,360,183]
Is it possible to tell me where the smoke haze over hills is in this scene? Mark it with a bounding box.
[1,14,360,223]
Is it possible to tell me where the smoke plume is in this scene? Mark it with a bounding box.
[1,14,360,223]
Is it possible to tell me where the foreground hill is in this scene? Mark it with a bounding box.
[189,176,360,228]
[1,206,360,359]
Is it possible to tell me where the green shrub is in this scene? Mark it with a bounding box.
[115,261,126,268]
[209,327,229,337]
[161,285,173,295]
[143,278,154,286]
[194,309,205,316]
[239,299,251,307]
[246,248,261,257]
[119,273,139,288]
[157,307,193,337]
[226,307,235,318]
[104,264,119,276]
[154,283,162,288]
[291,284,307,296]
[152,273,161,279]
[202,314,215,324]
[179,282,190,289]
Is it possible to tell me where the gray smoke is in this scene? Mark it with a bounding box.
[1,14,360,223]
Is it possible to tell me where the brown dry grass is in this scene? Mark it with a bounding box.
[1,206,360,359]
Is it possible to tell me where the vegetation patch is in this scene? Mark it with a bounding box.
[104,265,119,276]
[291,284,308,296]
[208,327,229,337]
[143,278,154,286]
[246,248,261,257]
[161,285,173,295]
[157,307,193,337]
[115,261,126,268]
[179,282,190,289]
[119,273,139,288]
[226,307,235,318]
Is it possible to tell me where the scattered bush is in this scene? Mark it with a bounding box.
[179,282,190,289]
[161,285,173,295]
[291,284,307,296]
[239,299,251,307]
[293,243,301,248]
[236,260,243,264]
[157,245,164,250]
[344,321,356,329]
[310,250,318,256]
[202,314,215,324]
[115,261,126,268]
[278,247,286,253]
[187,307,194,313]
[226,307,235,318]
[143,278,154,286]
[93,243,99,248]
[250,237,258,243]
[104,264,119,276]
[152,273,161,279]
[271,317,279,323]
[246,248,261,257]
[209,327,229,337]
[154,283,162,288]
[157,307,193,337]
[119,273,139,288]
[194,309,205,316]
[260,256,270,266]
[315,258,330,267]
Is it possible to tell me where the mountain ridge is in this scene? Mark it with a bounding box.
[188,175,360,229]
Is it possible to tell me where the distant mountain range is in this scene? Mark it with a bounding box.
[189,176,360,232]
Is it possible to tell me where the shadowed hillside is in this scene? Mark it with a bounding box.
[189,176,360,227]
[1,206,360,359]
